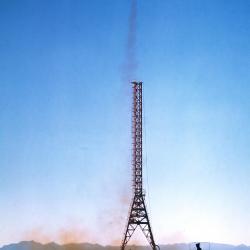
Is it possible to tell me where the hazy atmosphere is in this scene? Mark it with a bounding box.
[1,0,250,247]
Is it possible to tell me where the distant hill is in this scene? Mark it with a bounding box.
[1,242,250,250]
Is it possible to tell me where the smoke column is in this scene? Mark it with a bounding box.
[99,0,139,245]
[123,0,138,82]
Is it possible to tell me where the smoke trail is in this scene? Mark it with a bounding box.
[98,0,139,245]
[123,0,138,82]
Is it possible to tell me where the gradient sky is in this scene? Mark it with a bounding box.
[1,0,250,247]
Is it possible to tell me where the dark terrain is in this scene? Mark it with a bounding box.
[1,242,250,250]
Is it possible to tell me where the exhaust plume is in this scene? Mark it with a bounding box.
[122,0,138,82]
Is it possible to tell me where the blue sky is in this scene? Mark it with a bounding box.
[0,0,250,247]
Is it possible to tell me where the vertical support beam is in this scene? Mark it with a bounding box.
[132,81,143,195]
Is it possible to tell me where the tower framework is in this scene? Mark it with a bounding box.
[121,81,159,250]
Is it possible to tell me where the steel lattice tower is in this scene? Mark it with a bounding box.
[121,81,159,250]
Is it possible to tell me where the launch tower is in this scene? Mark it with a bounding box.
[121,81,159,250]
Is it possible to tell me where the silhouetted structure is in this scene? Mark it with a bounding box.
[196,243,202,250]
[121,82,159,250]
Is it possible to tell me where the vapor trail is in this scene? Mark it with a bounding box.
[123,0,138,82]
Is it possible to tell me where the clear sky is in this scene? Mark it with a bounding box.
[0,0,250,247]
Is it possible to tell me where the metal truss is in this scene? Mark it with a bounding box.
[121,82,159,250]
